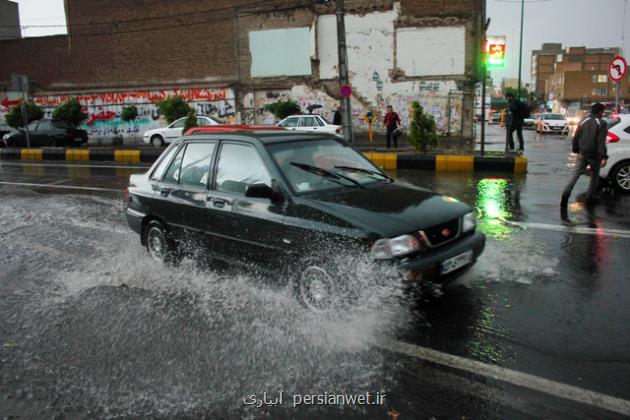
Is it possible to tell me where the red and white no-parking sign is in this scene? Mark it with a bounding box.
[608,56,628,83]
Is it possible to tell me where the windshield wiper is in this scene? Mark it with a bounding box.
[290,162,364,189]
[334,165,393,182]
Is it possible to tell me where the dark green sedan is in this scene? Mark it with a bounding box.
[125,129,485,310]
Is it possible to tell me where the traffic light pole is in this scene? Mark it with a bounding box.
[517,0,524,100]
[336,0,353,143]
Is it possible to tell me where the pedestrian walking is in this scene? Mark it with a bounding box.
[383,105,401,149]
[505,92,529,153]
[333,107,342,126]
[561,102,608,210]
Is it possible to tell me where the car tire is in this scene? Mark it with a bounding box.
[144,220,181,265]
[292,261,338,312]
[609,160,630,193]
[151,135,164,148]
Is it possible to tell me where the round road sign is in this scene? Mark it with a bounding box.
[340,85,352,98]
[608,56,628,83]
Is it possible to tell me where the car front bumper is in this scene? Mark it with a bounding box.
[395,230,486,283]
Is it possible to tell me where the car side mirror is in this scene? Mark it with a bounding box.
[245,183,285,204]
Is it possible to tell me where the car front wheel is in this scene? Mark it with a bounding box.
[144,220,180,265]
[293,263,337,312]
[610,160,630,193]
[151,135,164,148]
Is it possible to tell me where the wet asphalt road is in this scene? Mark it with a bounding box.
[1,125,630,419]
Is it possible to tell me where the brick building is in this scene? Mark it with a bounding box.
[531,43,563,101]
[0,0,485,142]
[532,43,629,112]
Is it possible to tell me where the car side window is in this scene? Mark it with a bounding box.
[37,121,51,131]
[215,144,271,195]
[279,118,298,128]
[314,116,325,126]
[171,119,186,129]
[151,144,181,181]
[162,145,186,184]
[300,116,316,127]
[196,117,209,126]
[26,121,39,131]
[179,142,216,187]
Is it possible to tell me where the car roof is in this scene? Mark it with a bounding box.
[184,125,286,136]
[179,130,340,145]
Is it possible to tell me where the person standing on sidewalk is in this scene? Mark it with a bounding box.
[561,102,608,210]
[505,92,528,153]
[383,105,401,149]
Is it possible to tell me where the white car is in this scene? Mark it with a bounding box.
[600,115,630,192]
[276,115,343,138]
[536,113,570,134]
[143,115,223,147]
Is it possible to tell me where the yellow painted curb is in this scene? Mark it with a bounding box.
[20,149,43,161]
[363,152,398,170]
[514,156,528,174]
[114,150,140,163]
[65,149,90,161]
[436,155,474,172]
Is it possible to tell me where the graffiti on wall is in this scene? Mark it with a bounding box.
[0,88,236,141]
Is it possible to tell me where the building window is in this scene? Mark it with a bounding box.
[592,75,607,83]
[592,88,607,96]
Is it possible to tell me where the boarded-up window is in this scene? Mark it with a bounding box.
[249,28,312,78]
[396,27,466,76]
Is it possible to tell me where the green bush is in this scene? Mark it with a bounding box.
[408,101,438,153]
[264,100,301,120]
[52,98,88,127]
[5,101,44,128]
[157,96,193,124]
[182,111,198,134]
[121,105,139,122]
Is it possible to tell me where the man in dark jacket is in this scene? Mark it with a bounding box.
[505,92,527,152]
[561,102,608,209]
[383,105,401,149]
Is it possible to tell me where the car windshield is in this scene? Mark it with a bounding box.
[544,114,565,120]
[268,139,387,193]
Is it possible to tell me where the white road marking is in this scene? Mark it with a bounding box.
[505,220,630,239]
[0,162,150,169]
[380,340,630,416]
[0,181,122,193]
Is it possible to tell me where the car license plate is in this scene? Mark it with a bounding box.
[441,250,473,275]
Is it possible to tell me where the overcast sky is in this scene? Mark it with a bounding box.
[12,0,629,86]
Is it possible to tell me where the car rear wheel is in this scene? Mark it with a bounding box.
[293,264,337,312]
[151,135,164,148]
[144,220,180,265]
[610,160,630,193]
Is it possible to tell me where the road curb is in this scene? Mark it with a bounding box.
[0,147,527,173]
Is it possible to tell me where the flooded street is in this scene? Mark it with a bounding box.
[1,127,630,418]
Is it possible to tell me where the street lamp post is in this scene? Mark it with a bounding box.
[517,0,525,100]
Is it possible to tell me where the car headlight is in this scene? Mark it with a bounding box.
[462,212,476,232]
[370,234,420,260]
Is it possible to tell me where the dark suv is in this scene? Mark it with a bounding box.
[125,130,485,310]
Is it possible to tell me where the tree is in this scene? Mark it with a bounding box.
[408,101,438,153]
[120,105,139,122]
[52,98,88,127]
[264,100,301,120]
[4,101,43,128]
[182,111,198,135]
[157,96,193,124]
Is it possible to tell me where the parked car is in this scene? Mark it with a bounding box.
[488,111,502,125]
[523,113,539,130]
[276,115,343,138]
[143,115,223,147]
[125,128,485,311]
[600,114,630,192]
[0,123,14,142]
[536,113,570,134]
[1,119,88,147]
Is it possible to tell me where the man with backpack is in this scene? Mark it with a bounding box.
[561,103,608,210]
[505,92,529,153]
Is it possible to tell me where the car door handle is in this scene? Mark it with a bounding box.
[160,187,171,197]
[212,198,231,208]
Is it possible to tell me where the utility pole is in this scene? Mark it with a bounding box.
[335,0,353,143]
[517,0,525,100]
[617,0,627,113]
[480,19,491,156]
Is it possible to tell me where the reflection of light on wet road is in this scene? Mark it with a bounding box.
[475,178,513,238]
